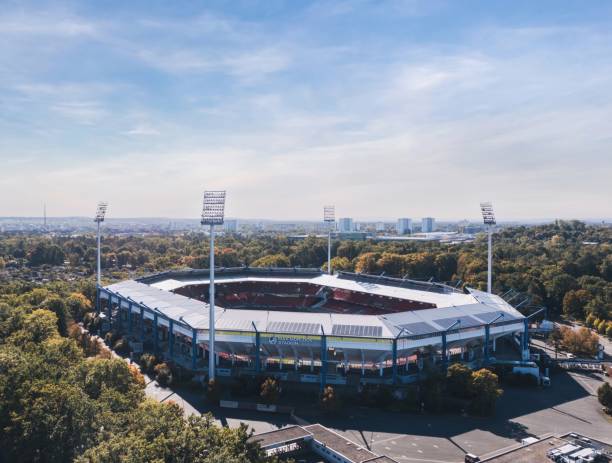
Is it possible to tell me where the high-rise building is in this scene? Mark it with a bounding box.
[421,217,435,233]
[397,218,412,234]
[375,222,385,232]
[338,218,354,233]
[224,219,238,233]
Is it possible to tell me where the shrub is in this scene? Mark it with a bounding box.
[140,353,158,374]
[260,377,280,404]
[596,319,607,334]
[103,330,121,347]
[206,378,221,403]
[113,337,130,356]
[320,386,340,413]
[168,363,194,385]
[585,314,596,327]
[154,363,172,387]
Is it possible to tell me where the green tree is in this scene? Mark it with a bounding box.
[597,382,612,411]
[327,256,352,272]
[6,383,98,463]
[469,369,502,415]
[562,289,590,319]
[251,254,291,268]
[446,363,472,398]
[42,295,69,336]
[66,292,93,321]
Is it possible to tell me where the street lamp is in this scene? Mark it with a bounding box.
[324,205,335,274]
[201,190,226,381]
[480,202,496,294]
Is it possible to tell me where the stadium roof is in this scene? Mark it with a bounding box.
[103,268,524,339]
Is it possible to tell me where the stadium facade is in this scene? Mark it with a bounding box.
[98,268,529,389]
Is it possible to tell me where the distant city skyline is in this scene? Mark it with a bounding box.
[1,1,611,219]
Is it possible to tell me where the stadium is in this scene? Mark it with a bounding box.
[98,267,529,389]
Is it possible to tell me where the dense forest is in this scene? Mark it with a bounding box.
[0,280,274,462]
[0,220,610,330]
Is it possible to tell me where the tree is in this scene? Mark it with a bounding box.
[327,256,352,272]
[446,363,472,398]
[469,369,502,415]
[260,377,280,404]
[597,382,612,412]
[251,254,291,268]
[66,292,92,321]
[78,357,144,402]
[354,252,378,274]
[28,242,66,267]
[562,289,590,319]
[10,309,59,344]
[42,295,69,336]
[77,402,269,463]
[558,326,599,357]
[5,383,98,463]
[154,362,173,387]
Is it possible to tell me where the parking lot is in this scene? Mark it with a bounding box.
[320,370,611,463]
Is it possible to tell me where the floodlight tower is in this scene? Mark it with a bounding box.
[94,201,108,316]
[480,202,496,294]
[201,190,226,381]
[94,202,108,288]
[324,206,335,274]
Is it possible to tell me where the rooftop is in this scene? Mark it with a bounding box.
[103,267,525,339]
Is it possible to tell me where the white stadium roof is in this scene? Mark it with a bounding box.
[103,268,525,340]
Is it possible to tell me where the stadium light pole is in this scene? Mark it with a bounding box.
[324,206,335,274]
[480,202,496,294]
[201,191,226,381]
[94,202,108,289]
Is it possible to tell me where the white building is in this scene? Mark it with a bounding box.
[375,222,385,232]
[397,218,412,235]
[422,217,435,233]
[224,219,238,233]
[338,218,354,233]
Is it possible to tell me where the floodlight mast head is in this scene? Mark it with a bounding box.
[480,202,496,226]
[201,191,226,225]
[480,201,495,294]
[94,202,108,223]
[324,205,335,275]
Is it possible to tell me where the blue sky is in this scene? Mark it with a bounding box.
[1,1,611,220]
